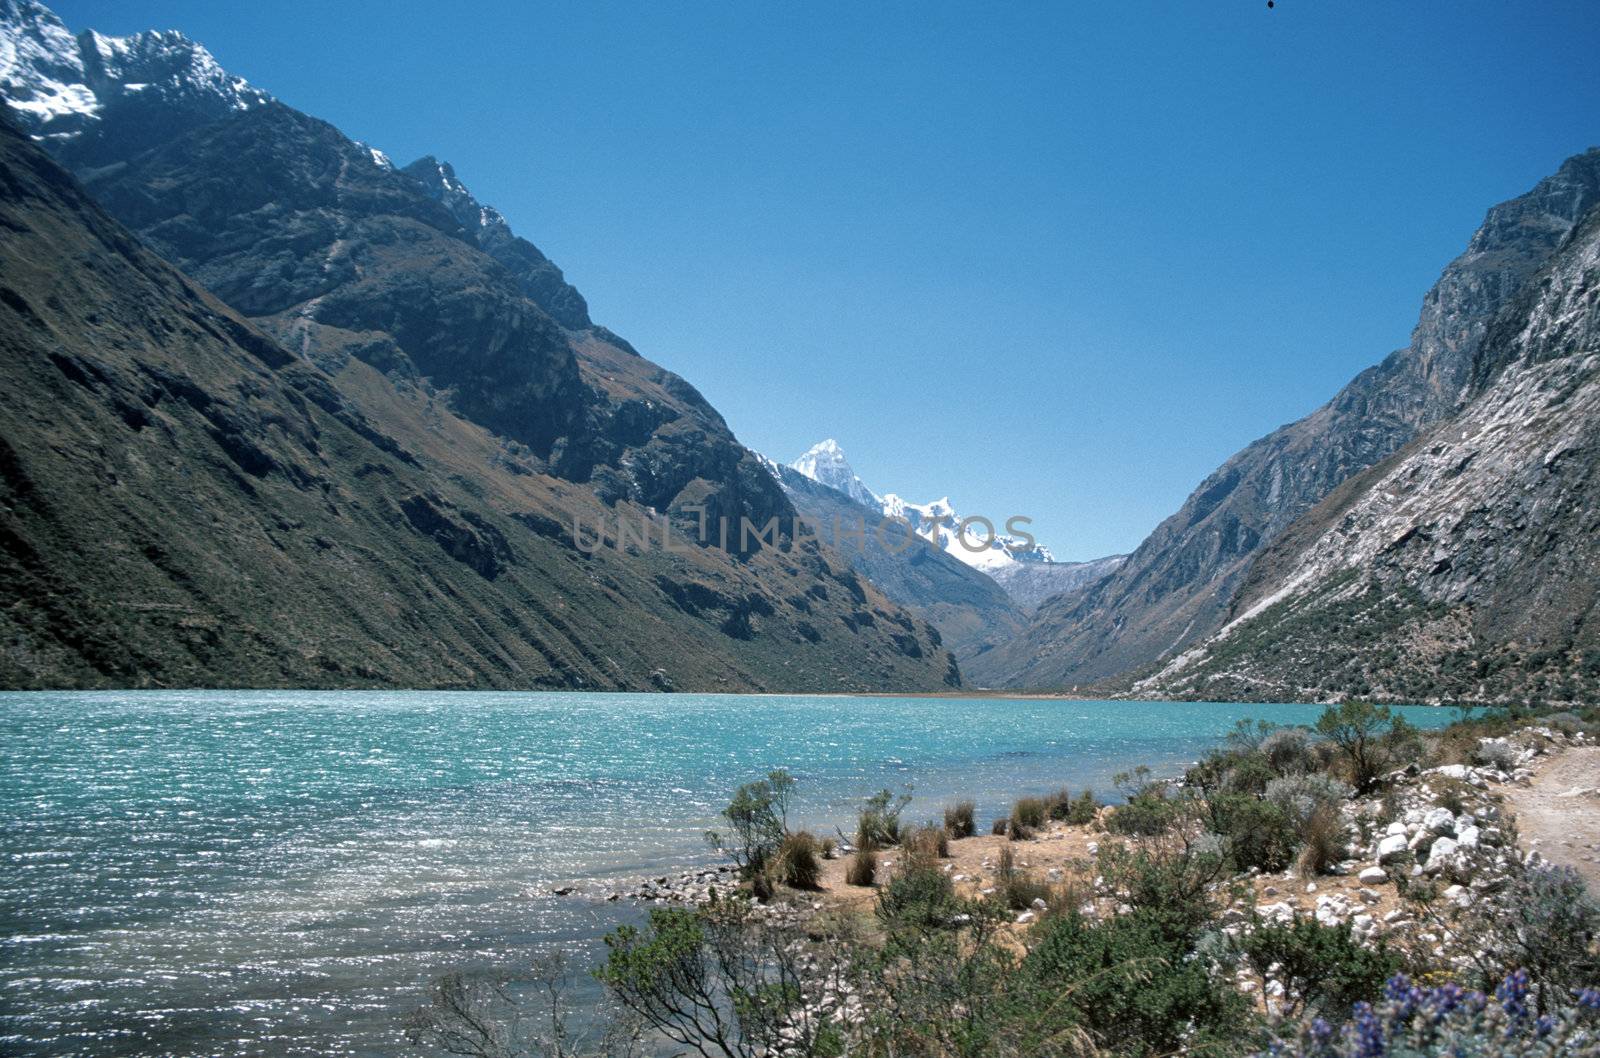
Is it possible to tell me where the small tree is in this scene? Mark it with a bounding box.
[1315,701,1417,793]
[706,779,784,877]
[855,787,912,849]
[765,768,796,832]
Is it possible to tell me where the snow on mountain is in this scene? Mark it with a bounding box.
[786,439,1054,573]
[0,0,268,148]
[789,439,880,508]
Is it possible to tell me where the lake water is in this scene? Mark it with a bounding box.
[0,691,1455,1056]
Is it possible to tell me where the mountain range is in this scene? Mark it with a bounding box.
[772,439,1127,660]
[2,0,1596,705]
[0,1,958,692]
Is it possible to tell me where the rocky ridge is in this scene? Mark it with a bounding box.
[1136,190,1600,706]
[971,148,1600,692]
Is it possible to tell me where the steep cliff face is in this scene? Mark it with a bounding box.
[0,1,962,692]
[970,149,1600,690]
[1138,203,1600,706]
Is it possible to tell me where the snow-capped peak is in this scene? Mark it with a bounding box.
[789,439,880,508]
[783,439,1055,572]
[0,0,270,148]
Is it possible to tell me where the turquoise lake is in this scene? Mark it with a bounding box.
[0,691,1457,1056]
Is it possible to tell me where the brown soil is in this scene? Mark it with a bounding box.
[1502,746,1600,891]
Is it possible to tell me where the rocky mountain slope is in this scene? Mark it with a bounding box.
[970,148,1600,690]
[1137,197,1600,705]
[761,456,1025,661]
[0,6,959,691]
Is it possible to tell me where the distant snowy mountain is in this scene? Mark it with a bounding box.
[789,439,879,508]
[0,0,269,165]
[787,439,1054,573]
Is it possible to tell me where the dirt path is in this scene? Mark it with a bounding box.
[1503,746,1600,891]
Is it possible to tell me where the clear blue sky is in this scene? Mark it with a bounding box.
[54,1,1600,560]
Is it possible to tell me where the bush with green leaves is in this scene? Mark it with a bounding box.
[1049,788,1100,826]
[1021,906,1247,1057]
[597,900,849,1058]
[1315,700,1421,793]
[1414,863,1600,1007]
[855,787,912,849]
[1205,791,1298,872]
[706,769,796,877]
[1237,915,1399,1018]
[876,853,965,931]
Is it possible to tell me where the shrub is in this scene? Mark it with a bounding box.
[1443,864,1600,1004]
[1544,711,1586,736]
[991,817,1009,836]
[1022,908,1247,1056]
[1207,792,1298,872]
[909,825,949,860]
[1097,842,1227,941]
[1260,726,1316,775]
[846,847,878,887]
[856,788,912,849]
[1295,805,1348,878]
[706,775,787,876]
[877,854,960,930]
[1223,753,1279,795]
[1106,790,1179,837]
[774,830,822,890]
[1010,796,1048,833]
[1238,915,1399,1018]
[1470,739,1517,771]
[1265,772,1353,827]
[994,845,1051,911]
[942,800,975,838]
[1433,774,1472,815]
[1050,788,1099,826]
[1315,700,1421,793]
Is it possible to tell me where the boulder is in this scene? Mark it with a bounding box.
[1424,808,1457,835]
[1425,837,1460,874]
[1358,866,1389,885]
[1377,834,1409,864]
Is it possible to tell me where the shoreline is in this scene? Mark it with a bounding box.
[581,716,1599,1003]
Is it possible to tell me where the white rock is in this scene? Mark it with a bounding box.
[1377,834,1409,864]
[1425,837,1460,874]
[1358,866,1389,885]
[1424,808,1457,835]
[1457,825,1480,849]
[1031,897,1048,910]
[1016,910,1036,924]
[1386,821,1408,837]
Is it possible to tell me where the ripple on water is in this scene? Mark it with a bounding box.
[0,690,1454,1056]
